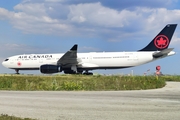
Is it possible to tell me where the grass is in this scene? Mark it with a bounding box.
[0,74,167,91]
[0,114,36,120]
[160,75,180,82]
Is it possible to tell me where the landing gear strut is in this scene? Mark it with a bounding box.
[15,69,19,74]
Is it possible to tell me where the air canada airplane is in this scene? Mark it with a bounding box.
[2,24,177,75]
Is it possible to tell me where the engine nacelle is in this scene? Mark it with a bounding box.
[40,65,61,74]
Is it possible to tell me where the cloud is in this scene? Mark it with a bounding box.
[170,35,180,47]
[0,0,180,41]
[68,2,138,27]
[55,0,176,10]
[14,3,47,16]
[45,0,64,2]
[0,8,14,20]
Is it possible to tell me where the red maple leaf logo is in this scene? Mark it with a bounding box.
[157,37,166,46]
[17,62,21,66]
[154,35,169,49]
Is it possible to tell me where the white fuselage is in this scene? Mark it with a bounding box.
[2,51,175,71]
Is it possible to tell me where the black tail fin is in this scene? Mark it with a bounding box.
[139,24,177,51]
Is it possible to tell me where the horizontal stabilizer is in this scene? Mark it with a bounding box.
[153,48,174,58]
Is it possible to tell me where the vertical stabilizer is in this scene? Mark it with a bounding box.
[139,24,177,51]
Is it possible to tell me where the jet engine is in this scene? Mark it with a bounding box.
[40,65,61,74]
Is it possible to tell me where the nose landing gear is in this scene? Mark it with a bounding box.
[15,69,19,74]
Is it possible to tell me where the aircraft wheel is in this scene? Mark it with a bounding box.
[83,72,93,75]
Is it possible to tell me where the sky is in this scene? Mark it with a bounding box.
[0,0,180,75]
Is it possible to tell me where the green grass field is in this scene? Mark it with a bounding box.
[0,114,36,120]
[0,74,173,91]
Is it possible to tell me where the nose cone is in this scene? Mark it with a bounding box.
[2,60,8,68]
[2,61,6,67]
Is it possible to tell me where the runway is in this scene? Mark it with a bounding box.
[0,82,180,120]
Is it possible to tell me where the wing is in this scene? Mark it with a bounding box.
[57,44,79,66]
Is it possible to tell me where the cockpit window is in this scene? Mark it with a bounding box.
[4,59,9,61]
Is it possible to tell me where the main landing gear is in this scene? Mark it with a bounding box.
[83,70,93,75]
[64,70,93,75]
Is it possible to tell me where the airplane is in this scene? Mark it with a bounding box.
[2,24,177,75]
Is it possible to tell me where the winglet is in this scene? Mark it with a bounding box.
[70,44,78,51]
